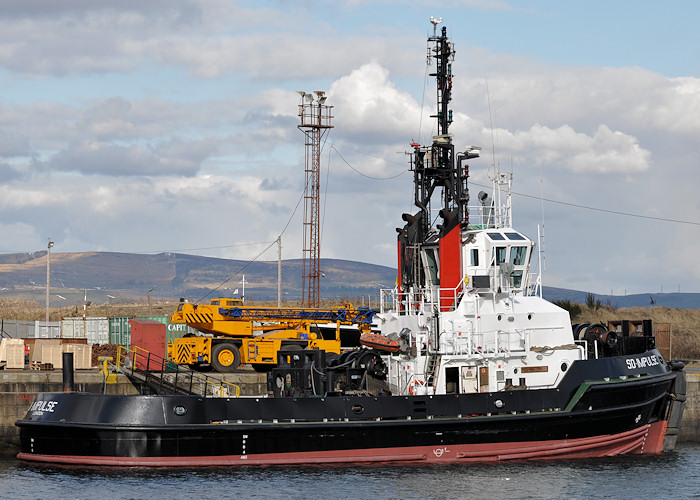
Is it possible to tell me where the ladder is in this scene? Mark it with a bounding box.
[426,354,441,387]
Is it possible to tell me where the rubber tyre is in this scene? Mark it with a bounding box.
[211,342,241,373]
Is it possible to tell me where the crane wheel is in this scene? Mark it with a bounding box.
[211,343,241,372]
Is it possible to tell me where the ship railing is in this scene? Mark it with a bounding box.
[525,271,542,297]
[574,339,594,360]
[466,203,511,229]
[456,329,528,357]
[379,282,464,315]
[116,345,240,398]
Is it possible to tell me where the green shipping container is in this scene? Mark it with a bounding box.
[108,316,131,348]
[135,315,169,324]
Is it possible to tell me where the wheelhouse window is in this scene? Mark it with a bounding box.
[510,271,523,288]
[422,247,439,286]
[509,246,527,266]
[494,247,507,264]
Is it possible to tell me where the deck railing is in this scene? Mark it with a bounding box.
[115,345,240,398]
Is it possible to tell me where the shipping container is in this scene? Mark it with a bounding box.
[166,322,188,333]
[0,319,36,339]
[34,321,61,339]
[136,315,169,324]
[109,316,131,348]
[129,318,167,371]
[60,317,109,344]
[86,317,109,345]
[61,318,82,339]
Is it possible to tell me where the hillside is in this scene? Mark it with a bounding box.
[0,251,397,306]
[0,251,699,310]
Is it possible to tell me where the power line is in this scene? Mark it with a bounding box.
[512,190,700,227]
[328,144,699,227]
[331,145,408,180]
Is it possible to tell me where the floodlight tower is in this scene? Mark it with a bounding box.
[297,90,333,307]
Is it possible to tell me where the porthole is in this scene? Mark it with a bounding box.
[497,314,502,321]
[561,363,568,372]
[352,405,364,415]
[527,313,533,320]
[514,367,519,374]
[494,399,504,409]
[173,405,187,416]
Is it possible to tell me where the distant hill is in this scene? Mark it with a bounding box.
[542,287,700,310]
[0,251,396,306]
[0,251,698,309]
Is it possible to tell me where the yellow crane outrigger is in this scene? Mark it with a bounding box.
[168,298,376,373]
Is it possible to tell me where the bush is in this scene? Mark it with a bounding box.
[554,300,582,318]
[585,293,601,311]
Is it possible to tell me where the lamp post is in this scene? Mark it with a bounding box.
[239,275,247,303]
[45,238,53,324]
[147,288,153,315]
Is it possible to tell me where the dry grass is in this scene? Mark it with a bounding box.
[0,298,177,321]
[0,298,348,322]
[570,305,700,359]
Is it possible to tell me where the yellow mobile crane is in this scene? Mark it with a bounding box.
[168,298,376,373]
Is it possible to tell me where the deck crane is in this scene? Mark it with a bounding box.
[168,298,376,373]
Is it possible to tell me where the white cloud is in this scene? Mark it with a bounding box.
[494,123,651,174]
[331,61,420,138]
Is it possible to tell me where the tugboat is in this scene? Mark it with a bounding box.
[16,19,685,466]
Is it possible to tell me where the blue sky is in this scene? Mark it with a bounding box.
[0,0,699,297]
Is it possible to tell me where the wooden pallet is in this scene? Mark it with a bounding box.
[30,361,54,371]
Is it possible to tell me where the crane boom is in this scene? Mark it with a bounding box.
[218,306,376,326]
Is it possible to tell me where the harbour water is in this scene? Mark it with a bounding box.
[2,444,699,500]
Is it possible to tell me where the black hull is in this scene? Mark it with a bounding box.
[15,351,684,465]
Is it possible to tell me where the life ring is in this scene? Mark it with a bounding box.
[408,379,425,395]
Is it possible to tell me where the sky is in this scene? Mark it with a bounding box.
[0,0,699,297]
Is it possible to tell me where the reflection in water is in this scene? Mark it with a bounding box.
[1,445,699,500]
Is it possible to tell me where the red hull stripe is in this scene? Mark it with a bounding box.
[17,421,669,467]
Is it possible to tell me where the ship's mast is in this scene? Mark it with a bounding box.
[398,20,478,292]
[411,21,476,236]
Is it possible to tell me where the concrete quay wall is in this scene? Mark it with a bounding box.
[678,366,700,442]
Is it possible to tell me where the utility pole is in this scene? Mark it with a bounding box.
[147,288,153,315]
[297,90,333,307]
[277,236,282,307]
[45,238,53,324]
